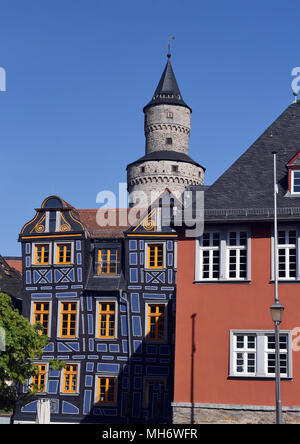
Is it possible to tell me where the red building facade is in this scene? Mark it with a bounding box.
[172,101,300,424]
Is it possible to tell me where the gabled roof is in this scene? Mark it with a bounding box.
[185,101,300,223]
[143,56,192,112]
[76,208,144,238]
[0,255,22,302]
[3,257,22,274]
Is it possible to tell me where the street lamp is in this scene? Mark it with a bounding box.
[270,302,284,425]
[271,151,284,425]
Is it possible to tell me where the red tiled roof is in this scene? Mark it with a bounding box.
[76,208,145,238]
[4,258,22,274]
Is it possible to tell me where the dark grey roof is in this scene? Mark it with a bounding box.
[126,150,205,170]
[0,255,22,308]
[183,101,300,223]
[143,56,192,112]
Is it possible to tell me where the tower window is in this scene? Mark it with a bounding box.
[172,165,178,172]
[166,138,173,145]
[166,111,173,119]
[140,166,145,173]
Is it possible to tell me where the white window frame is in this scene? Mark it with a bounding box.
[94,374,118,406]
[229,330,292,378]
[31,242,52,266]
[57,300,80,339]
[291,170,300,195]
[29,361,49,394]
[226,231,248,280]
[53,241,74,266]
[59,362,81,395]
[95,298,118,340]
[30,300,52,337]
[271,226,299,281]
[195,226,251,282]
[145,301,168,344]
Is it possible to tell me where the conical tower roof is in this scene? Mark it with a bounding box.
[143,55,192,112]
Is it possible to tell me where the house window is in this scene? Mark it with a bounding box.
[96,376,117,404]
[147,304,166,342]
[292,170,300,194]
[96,248,118,275]
[33,244,50,265]
[196,228,250,281]
[146,243,165,269]
[199,232,220,280]
[277,229,297,279]
[62,364,79,394]
[32,302,50,336]
[59,302,78,338]
[32,363,48,392]
[97,302,116,339]
[166,138,173,145]
[232,334,256,375]
[227,231,248,279]
[56,243,72,265]
[230,331,291,378]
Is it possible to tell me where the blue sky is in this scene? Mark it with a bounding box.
[0,0,299,256]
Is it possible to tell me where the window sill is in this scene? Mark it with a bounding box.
[228,375,292,380]
[193,280,251,285]
[269,280,300,284]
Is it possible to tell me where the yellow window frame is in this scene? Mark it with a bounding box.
[97,248,118,275]
[147,304,166,342]
[98,302,116,339]
[33,302,50,336]
[60,302,78,338]
[97,376,116,404]
[62,364,78,394]
[146,243,164,269]
[56,243,72,265]
[32,363,47,392]
[34,244,50,265]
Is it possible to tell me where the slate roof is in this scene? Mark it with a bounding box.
[0,255,22,307]
[143,56,192,113]
[126,150,205,170]
[187,101,300,223]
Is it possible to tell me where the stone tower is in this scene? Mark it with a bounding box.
[127,53,205,207]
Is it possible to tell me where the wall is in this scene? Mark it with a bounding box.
[173,222,300,423]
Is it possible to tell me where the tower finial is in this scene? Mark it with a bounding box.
[167,36,175,58]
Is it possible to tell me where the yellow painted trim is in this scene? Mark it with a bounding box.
[69,210,86,230]
[22,234,82,239]
[20,212,39,234]
[127,234,177,237]
[98,302,116,338]
[59,302,78,338]
[97,376,116,404]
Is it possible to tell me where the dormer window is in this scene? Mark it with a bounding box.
[287,151,300,195]
[292,170,300,194]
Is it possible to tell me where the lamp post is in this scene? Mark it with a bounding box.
[271,151,284,424]
[270,302,284,424]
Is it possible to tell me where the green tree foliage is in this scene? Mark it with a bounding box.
[0,292,64,410]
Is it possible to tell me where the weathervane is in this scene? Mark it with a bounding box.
[167,36,175,58]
